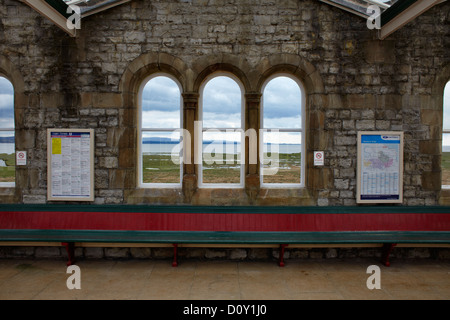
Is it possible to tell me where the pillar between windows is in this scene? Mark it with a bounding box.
[245,92,261,201]
[182,92,199,202]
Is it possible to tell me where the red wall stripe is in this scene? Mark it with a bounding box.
[0,211,449,232]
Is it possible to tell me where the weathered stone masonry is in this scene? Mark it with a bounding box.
[0,0,449,206]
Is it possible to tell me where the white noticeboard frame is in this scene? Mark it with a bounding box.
[47,129,94,201]
[356,131,404,204]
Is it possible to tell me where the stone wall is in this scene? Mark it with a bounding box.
[1,245,449,262]
[0,0,449,205]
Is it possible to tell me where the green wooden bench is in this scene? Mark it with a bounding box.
[0,204,449,267]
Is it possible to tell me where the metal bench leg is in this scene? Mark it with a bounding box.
[62,242,75,266]
[172,243,178,267]
[381,243,396,267]
[279,244,288,267]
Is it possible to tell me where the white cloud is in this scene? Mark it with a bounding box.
[141,110,180,129]
[0,77,13,95]
[202,112,241,128]
[263,76,302,125]
[202,76,242,128]
[142,76,180,112]
[0,94,13,110]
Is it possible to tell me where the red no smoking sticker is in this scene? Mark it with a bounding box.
[314,151,324,166]
[16,151,27,166]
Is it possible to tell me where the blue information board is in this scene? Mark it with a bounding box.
[357,132,403,203]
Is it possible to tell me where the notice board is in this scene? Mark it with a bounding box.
[47,129,94,201]
[357,131,403,204]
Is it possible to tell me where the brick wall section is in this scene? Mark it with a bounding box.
[0,0,449,205]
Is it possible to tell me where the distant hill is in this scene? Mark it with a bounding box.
[142,137,179,144]
[0,136,14,143]
[142,137,300,145]
[142,137,241,144]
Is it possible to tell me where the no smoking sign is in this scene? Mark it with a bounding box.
[16,151,27,166]
[314,151,324,166]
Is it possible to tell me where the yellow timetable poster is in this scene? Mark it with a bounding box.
[48,129,94,201]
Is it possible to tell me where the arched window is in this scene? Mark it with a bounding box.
[138,74,183,187]
[199,74,244,187]
[261,75,305,187]
[442,81,450,187]
[0,76,14,187]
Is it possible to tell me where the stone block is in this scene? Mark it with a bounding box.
[229,249,247,260]
[105,247,130,259]
[35,247,62,258]
[130,247,151,259]
[356,120,375,130]
[421,171,441,191]
[99,156,118,168]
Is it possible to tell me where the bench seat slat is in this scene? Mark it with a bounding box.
[1,229,449,244]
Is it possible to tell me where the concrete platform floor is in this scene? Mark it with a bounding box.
[0,258,449,300]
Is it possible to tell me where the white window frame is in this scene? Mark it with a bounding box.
[198,72,245,188]
[260,73,306,188]
[138,73,183,188]
[0,75,15,188]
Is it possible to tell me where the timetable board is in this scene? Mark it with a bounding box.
[356,131,403,204]
[47,129,94,201]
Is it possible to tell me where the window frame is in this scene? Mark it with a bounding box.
[137,73,183,189]
[0,74,15,188]
[198,72,245,189]
[260,73,306,188]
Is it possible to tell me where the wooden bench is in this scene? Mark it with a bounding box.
[0,204,449,267]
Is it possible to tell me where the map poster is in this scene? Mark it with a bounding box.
[357,131,404,204]
[47,129,94,201]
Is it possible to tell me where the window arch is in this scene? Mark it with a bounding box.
[198,73,244,187]
[442,80,450,187]
[0,75,15,187]
[260,74,305,187]
[138,74,183,187]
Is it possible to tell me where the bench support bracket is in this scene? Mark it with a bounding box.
[381,243,396,267]
[279,244,288,267]
[62,242,75,266]
[172,243,178,267]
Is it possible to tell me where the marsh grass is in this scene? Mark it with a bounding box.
[142,152,301,184]
[442,152,450,185]
[0,153,15,182]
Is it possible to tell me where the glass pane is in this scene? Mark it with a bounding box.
[443,133,450,186]
[142,76,181,129]
[444,82,450,130]
[261,130,301,184]
[263,76,302,129]
[202,76,241,128]
[325,0,397,16]
[202,130,241,184]
[141,131,181,184]
[0,131,15,183]
[443,82,450,186]
[0,77,14,129]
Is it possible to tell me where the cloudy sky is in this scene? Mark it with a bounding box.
[141,75,303,144]
[0,76,14,132]
[443,81,450,147]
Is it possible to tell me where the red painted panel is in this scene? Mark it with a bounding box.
[0,210,449,232]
